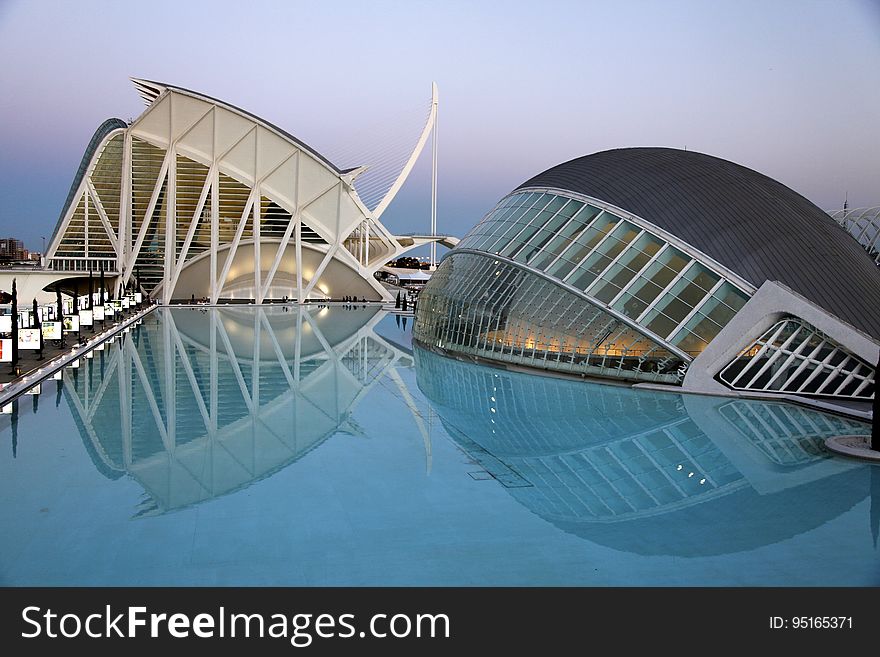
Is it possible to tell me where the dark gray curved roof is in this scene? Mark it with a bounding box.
[517,147,880,339]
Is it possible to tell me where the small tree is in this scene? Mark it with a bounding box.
[395,291,401,309]
[56,285,65,347]
[32,298,43,360]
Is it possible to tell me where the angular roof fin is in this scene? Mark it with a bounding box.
[130,78,166,106]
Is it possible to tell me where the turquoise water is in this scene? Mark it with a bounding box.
[0,306,876,586]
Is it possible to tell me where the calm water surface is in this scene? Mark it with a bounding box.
[0,306,876,585]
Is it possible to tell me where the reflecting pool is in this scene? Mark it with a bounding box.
[0,307,877,585]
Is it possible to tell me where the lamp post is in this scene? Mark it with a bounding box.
[10,278,18,374]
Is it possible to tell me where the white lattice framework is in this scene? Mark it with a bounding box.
[46,80,444,304]
[827,206,880,264]
[718,318,875,399]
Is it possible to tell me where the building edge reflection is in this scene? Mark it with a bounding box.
[59,306,424,515]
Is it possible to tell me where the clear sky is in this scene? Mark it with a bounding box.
[1,0,878,253]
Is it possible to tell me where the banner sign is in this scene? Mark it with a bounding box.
[18,328,41,350]
[93,305,105,321]
[0,338,11,362]
[112,300,122,311]
[79,309,93,327]
[135,292,143,304]
[104,304,115,317]
[0,315,10,333]
[122,298,130,309]
[63,315,80,333]
[42,322,62,341]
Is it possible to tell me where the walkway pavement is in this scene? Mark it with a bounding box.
[0,304,155,399]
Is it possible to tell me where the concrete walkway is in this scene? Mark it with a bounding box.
[0,304,156,405]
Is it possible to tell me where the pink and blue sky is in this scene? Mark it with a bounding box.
[1,0,878,252]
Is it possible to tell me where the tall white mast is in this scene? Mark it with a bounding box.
[430,81,438,269]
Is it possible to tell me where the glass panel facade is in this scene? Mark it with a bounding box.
[413,252,686,383]
[449,190,752,362]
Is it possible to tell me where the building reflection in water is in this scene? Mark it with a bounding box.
[413,346,873,557]
[62,306,426,515]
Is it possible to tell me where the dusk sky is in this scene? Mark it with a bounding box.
[1,0,878,253]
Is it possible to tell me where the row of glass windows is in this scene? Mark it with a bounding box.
[413,252,686,383]
[456,191,750,357]
[55,195,116,258]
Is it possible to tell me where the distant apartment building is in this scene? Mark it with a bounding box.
[0,238,29,263]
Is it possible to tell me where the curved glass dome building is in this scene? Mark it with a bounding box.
[414,148,879,400]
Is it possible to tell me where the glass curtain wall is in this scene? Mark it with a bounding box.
[414,252,685,383]
[454,191,751,359]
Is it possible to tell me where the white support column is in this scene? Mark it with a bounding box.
[252,309,260,410]
[164,308,176,450]
[84,188,90,259]
[210,309,218,432]
[254,129,262,304]
[210,109,218,304]
[254,196,262,303]
[164,148,177,304]
[295,220,303,304]
[210,167,219,304]
[120,131,133,273]
[120,338,132,468]
[294,307,302,382]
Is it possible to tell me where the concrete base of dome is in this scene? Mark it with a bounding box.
[824,435,880,462]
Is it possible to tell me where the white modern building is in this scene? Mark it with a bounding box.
[39,79,448,304]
